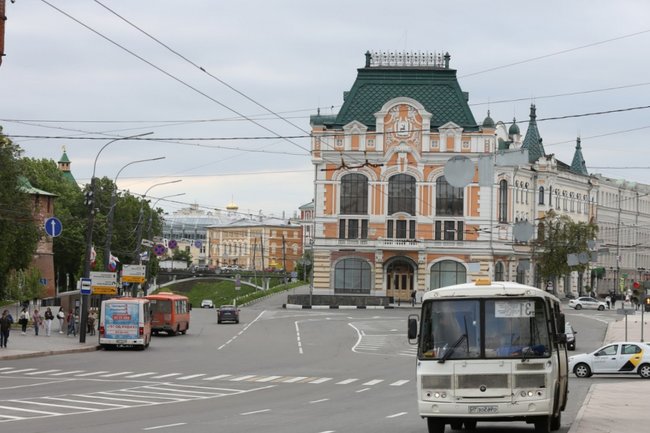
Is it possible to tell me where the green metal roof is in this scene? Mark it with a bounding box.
[570,137,589,176]
[316,66,478,130]
[521,104,545,163]
[17,176,57,197]
[58,151,70,163]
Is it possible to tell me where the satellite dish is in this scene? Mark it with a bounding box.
[444,156,474,188]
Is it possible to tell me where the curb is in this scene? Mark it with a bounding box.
[567,383,595,433]
[0,345,101,361]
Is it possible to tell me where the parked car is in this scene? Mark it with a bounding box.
[565,322,577,351]
[217,305,240,324]
[200,299,214,309]
[569,341,650,378]
[568,296,606,311]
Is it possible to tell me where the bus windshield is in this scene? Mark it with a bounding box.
[420,298,551,360]
[149,299,171,314]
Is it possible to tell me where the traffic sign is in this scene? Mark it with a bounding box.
[153,244,166,256]
[90,271,117,295]
[122,264,146,283]
[141,239,154,248]
[44,217,63,237]
[168,239,178,249]
[80,277,92,295]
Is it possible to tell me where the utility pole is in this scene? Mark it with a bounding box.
[80,177,96,344]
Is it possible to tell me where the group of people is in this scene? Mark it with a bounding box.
[0,306,98,349]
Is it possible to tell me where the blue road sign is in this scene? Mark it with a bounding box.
[80,277,92,295]
[44,217,63,237]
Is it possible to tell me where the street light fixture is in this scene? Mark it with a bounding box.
[80,132,153,343]
[104,156,165,271]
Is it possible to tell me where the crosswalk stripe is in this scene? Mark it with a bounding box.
[176,374,206,380]
[151,373,182,379]
[309,377,332,384]
[1,368,37,374]
[0,367,15,372]
[0,405,60,415]
[50,370,85,376]
[25,369,61,375]
[281,376,307,383]
[9,400,100,412]
[99,372,133,378]
[336,378,359,385]
[390,380,410,386]
[230,375,256,382]
[75,371,110,377]
[255,376,282,382]
[125,372,157,378]
[90,393,153,404]
[0,414,25,420]
[43,397,126,408]
[362,379,384,386]
[203,374,231,381]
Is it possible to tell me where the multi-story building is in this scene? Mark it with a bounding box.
[309,51,596,302]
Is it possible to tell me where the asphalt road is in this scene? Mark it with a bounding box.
[0,297,623,433]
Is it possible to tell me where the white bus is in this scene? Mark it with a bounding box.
[407,280,568,433]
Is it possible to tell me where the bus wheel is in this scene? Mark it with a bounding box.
[534,415,551,433]
[463,420,477,430]
[638,363,650,378]
[574,363,592,378]
[450,421,462,430]
[427,418,445,433]
[550,411,561,431]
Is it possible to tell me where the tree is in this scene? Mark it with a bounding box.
[0,128,40,298]
[295,250,313,282]
[172,248,192,263]
[534,210,598,293]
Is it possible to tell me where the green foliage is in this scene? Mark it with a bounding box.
[172,248,192,263]
[294,250,313,282]
[5,268,44,301]
[0,130,40,296]
[534,210,599,285]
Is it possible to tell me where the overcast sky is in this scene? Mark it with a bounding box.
[2,1,650,218]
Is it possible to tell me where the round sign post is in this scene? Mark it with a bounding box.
[44,217,63,237]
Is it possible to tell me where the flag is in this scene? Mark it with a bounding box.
[90,245,97,268]
[108,252,120,272]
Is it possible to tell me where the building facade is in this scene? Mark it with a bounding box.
[309,51,598,302]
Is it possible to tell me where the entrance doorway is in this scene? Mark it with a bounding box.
[386,258,415,303]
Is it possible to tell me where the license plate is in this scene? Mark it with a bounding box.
[469,405,498,414]
[116,340,127,344]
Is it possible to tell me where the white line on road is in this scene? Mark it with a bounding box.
[240,409,271,416]
[75,371,109,377]
[1,368,37,374]
[99,372,133,378]
[151,373,182,379]
[336,378,359,385]
[143,423,187,430]
[309,398,330,404]
[362,379,383,386]
[318,431,336,433]
[255,376,282,382]
[50,370,85,376]
[282,376,307,383]
[230,375,256,382]
[175,374,207,381]
[356,388,370,393]
[203,374,231,381]
[295,320,303,354]
[25,369,61,375]
[390,380,410,386]
[309,377,332,384]
[126,372,158,378]
[218,310,266,350]
[386,412,408,418]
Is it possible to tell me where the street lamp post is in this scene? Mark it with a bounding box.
[132,179,182,296]
[104,156,165,271]
[80,132,153,343]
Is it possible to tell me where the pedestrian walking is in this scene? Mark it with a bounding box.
[32,309,43,336]
[88,309,97,336]
[611,295,617,309]
[66,310,76,336]
[605,295,611,309]
[411,290,416,307]
[57,307,65,333]
[0,310,13,348]
[19,307,30,334]
[44,307,54,337]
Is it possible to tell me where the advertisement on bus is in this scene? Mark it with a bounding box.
[104,302,140,339]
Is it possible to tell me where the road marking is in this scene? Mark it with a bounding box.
[309,398,329,404]
[44,397,127,408]
[100,372,133,378]
[337,378,359,385]
[204,374,231,381]
[218,310,265,350]
[295,320,303,354]
[25,369,61,375]
[8,399,101,412]
[0,405,60,415]
[386,412,408,418]
[230,375,257,382]
[143,423,187,430]
[362,379,383,386]
[356,388,370,393]
[318,431,336,433]
[125,372,158,378]
[0,367,15,371]
[0,414,24,420]
[255,376,282,382]
[151,373,182,379]
[177,373,207,380]
[390,380,410,386]
[50,370,85,376]
[75,371,109,377]
[282,376,308,383]
[1,368,37,374]
[309,377,332,384]
[240,409,270,415]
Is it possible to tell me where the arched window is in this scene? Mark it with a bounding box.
[539,186,545,205]
[494,262,504,281]
[436,176,463,216]
[388,174,416,215]
[498,180,508,223]
[430,260,466,290]
[334,258,372,294]
[340,173,368,215]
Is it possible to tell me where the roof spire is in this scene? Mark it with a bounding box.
[521,104,545,163]
[570,136,588,176]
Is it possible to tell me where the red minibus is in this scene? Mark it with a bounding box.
[145,292,190,336]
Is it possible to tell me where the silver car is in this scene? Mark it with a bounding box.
[568,296,606,311]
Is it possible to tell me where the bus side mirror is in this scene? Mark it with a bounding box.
[557,312,565,333]
[408,316,418,340]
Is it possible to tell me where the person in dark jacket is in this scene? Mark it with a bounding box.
[1,310,14,348]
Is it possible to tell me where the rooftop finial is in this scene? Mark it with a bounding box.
[364,50,371,67]
[444,52,450,69]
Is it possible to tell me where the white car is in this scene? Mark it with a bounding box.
[569,341,650,378]
[568,296,606,311]
[200,299,214,309]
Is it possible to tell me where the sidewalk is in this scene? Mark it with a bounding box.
[568,310,650,433]
[0,324,100,361]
